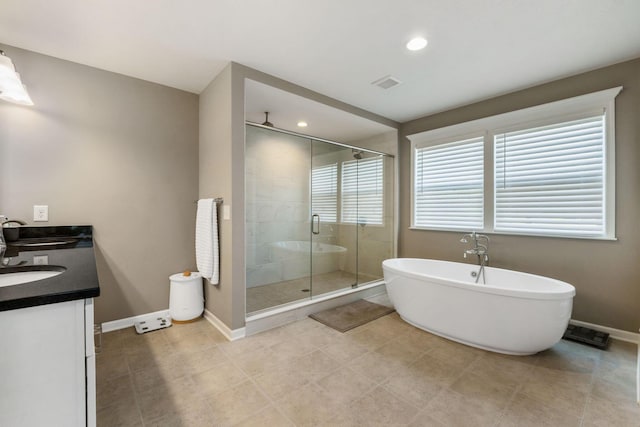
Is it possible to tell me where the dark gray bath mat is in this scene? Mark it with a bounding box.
[309,300,395,332]
[563,324,610,349]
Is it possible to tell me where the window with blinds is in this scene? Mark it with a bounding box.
[414,137,484,230]
[409,87,620,239]
[311,163,337,223]
[341,157,384,225]
[494,116,606,237]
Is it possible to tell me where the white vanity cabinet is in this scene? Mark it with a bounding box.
[0,298,96,427]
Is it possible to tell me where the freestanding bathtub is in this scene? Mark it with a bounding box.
[382,258,575,355]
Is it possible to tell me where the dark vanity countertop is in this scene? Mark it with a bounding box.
[0,225,100,312]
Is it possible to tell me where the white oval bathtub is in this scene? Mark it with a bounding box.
[382,258,575,355]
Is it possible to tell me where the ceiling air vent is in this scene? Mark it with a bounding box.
[371,75,402,89]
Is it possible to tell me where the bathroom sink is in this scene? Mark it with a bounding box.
[0,266,66,288]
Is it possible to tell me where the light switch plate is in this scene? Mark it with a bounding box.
[223,205,231,220]
[33,205,48,222]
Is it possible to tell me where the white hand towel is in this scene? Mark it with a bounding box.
[196,198,219,284]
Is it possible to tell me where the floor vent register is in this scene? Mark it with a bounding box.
[563,324,610,349]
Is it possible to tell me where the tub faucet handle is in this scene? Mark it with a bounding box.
[460,233,473,243]
[476,233,490,244]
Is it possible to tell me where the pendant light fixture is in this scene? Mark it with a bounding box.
[0,50,34,106]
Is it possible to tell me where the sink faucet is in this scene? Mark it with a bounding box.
[460,231,490,283]
[0,232,4,257]
[1,219,26,256]
[1,257,27,267]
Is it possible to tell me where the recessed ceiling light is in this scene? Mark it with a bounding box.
[297,121,308,128]
[406,37,428,51]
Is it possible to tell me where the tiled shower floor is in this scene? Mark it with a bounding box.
[246,271,380,314]
[97,305,639,426]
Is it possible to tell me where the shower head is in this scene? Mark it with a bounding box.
[352,149,364,160]
[262,112,274,127]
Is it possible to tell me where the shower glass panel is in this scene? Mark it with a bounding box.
[311,140,357,297]
[245,125,312,313]
[356,153,394,285]
[245,123,394,315]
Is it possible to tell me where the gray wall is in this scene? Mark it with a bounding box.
[0,45,199,324]
[198,63,240,328]
[5,43,634,334]
[198,63,249,331]
[399,58,640,332]
[199,62,398,331]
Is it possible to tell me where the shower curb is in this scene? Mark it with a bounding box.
[244,281,387,336]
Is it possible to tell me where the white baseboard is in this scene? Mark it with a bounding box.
[569,319,640,344]
[101,307,246,342]
[101,309,170,333]
[203,309,246,341]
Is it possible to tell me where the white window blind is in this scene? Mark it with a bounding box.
[494,115,606,237]
[311,163,337,223]
[414,137,484,230]
[341,157,384,225]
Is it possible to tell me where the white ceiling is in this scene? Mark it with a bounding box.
[2,0,640,122]
[245,80,395,142]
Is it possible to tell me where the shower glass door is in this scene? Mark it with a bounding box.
[311,140,358,298]
[246,124,394,315]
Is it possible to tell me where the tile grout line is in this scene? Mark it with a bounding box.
[216,332,306,426]
[98,332,148,426]
[578,359,600,427]
[136,325,232,425]
[202,347,269,425]
[493,381,525,427]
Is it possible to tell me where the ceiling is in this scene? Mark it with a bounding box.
[2,0,640,122]
[245,80,395,142]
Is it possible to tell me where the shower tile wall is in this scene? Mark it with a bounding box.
[246,127,311,287]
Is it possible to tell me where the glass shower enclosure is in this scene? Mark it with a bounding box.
[245,124,394,314]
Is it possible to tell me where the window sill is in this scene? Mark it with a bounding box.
[408,227,618,241]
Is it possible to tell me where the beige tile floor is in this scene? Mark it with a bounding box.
[97,308,639,426]
[246,271,380,314]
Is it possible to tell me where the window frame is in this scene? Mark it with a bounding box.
[409,86,621,240]
[412,133,485,231]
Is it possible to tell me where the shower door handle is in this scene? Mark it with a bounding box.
[312,214,320,235]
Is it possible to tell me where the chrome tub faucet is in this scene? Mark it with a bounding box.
[460,231,490,283]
